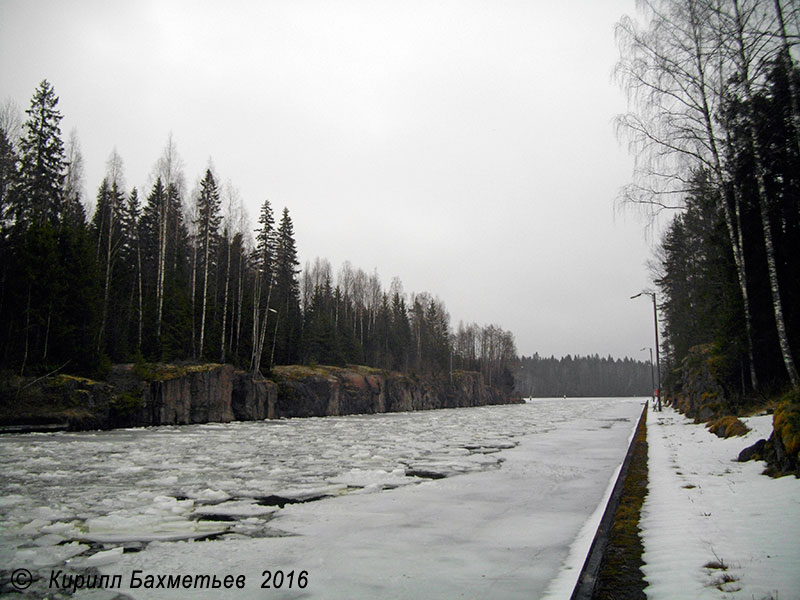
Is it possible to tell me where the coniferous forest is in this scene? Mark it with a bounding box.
[616,1,800,405]
[515,354,653,398]
[0,80,518,387]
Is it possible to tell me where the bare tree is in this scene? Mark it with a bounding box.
[96,149,125,352]
[615,0,761,388]
[63,128,85,214]
[151,134,185,342]
[0,98,22,147]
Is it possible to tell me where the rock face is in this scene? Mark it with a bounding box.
[667,343,729,421]
[106,364,278,427]
[232,372,277,421]
[3,364,517,431]
[271,366,517,418]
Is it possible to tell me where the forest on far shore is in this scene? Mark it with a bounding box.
[514,353,653,398]
[0,80,517,388]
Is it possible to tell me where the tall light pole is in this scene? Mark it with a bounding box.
[632,292,662,411]
[641,346,655,406]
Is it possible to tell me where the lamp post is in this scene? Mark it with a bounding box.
[641,346,655,406]
[632,291,662,411]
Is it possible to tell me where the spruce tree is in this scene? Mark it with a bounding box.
[194,169,221,358]
[272,207,302,366]
[250,198,275,374]
[16,80,66,227]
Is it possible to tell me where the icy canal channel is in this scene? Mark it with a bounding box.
[1,397,645,599]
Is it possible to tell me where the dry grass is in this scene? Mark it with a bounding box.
[593,408,648,600]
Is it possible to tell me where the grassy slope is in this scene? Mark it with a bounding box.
[593,408,648,599]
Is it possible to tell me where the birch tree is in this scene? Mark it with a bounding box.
[62,129,86,223]
[151,135,185,343]
[616,0,758,388]
[717,0,800,386]
[219,181,242,362]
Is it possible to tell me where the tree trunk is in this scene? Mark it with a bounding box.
[198,226,210,358]
[43,302,52,362]
[220,235,231,362]
[20,285,31,378]
[731,185,759,391]
[190,237,197,357]
[250,270,261,373]
[235,253,244,356]
[155,198,167,343]
[254,278,274,375]
[97,197,114,353]
[733,0,800,388]
[773,0,800,159]
[687,0,759,390]
[136,229,143,352]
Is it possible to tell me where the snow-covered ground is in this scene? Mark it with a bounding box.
[642,407,800,599]
[1,398,643,599]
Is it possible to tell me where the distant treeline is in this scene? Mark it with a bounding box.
[515,354,653,398]
[0,80,515,387]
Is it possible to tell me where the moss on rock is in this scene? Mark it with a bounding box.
[707,415,750,438]
[773,393,800,458]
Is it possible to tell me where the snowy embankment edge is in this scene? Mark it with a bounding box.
[541,400,647,600]
[641,407,800,598]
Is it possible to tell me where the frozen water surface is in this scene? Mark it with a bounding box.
[0,398,644,598]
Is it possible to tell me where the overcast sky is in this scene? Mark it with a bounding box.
[0,0,663,360]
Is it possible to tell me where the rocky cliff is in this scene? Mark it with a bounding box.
[271,365,517,418]
[667,343,730,421]
[1,363,517,431]
[104,364,276,427]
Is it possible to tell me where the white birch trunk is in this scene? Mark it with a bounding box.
[155,196,167,342]
[220,236,231,362]
[97,196,115,352]
[199,224,210,358]
[250,270,261,373]
[732,0,800,388]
